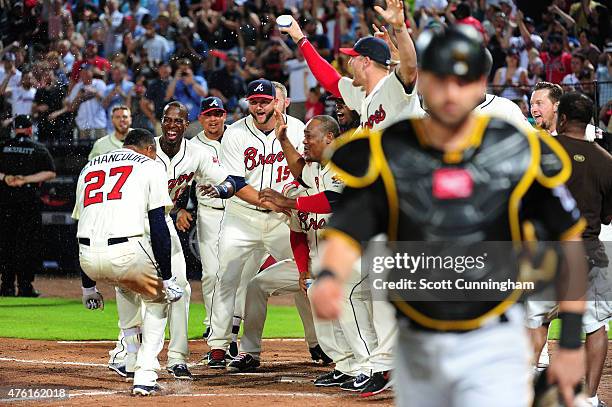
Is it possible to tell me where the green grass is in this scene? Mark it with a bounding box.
[1,297,610,340]
[0,297,305,340]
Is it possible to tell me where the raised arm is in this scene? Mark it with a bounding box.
[375,0,418,86]
[273,108,305,178]
[279,16,342,97]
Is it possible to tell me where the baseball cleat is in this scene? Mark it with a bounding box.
[360,371,393,398]
[227,353,260,373]
[228,341,239,359]
[309,344,333,365]
[207,349,227,369]
[202,326,210,339]
[125,371,134,382]
[340,373,370,392]
[167,363,194,380]
[132,384,162,396]
[108,363,127,378]
[313,370,355,387]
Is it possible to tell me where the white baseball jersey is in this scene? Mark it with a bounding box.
[72,148,173,240]
[476,94,530,130]
[190,131,224,209]
[338,71,426,131]
[221,114,305,210]
[155,136,229,205]
[287,162,344,260]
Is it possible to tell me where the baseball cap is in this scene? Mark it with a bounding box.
[14,115,32,129]
[246,79,276,100]
[200,97,226,114]
[340,37,391,66]
[2,52,16,62]
[604,42,612,53]
[86,40,97,47]
[523,16,535,26]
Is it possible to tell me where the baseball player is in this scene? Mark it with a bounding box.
[279,0,425,131]
[206,78,310,367]
[73,128,183,396]
[311,25,588,407]
[156,101,235,378]
[107,102,236,380]
[181,96,250,361]
[226,113,342,373]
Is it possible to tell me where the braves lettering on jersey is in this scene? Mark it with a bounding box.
[191,132,224,209]
[287,162,344,259]
[338,71,426,131]
[221,114,305,209]
[72,148,173,240]
[155,137,229,204]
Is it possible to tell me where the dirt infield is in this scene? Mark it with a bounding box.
[0,338,394,406]
[3,276,612,405]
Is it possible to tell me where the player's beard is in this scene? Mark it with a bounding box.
[250,109,274,125]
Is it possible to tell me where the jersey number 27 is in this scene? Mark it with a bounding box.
[83,166,133,207]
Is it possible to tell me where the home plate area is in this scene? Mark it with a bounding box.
[0,338,394,406]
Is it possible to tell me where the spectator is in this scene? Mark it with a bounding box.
[0,53,22,92]
[125,0,150,24]
[156,11,177,54]
[144,61,172,133]
[492,48,528,101]
[102,63,134,132]
[65,19,85,50]
[239,46,264,83]
[46,51,69,86]
[486,11,512,82]
[208,52,246,112]
[165,58,208,122]
[303,17,331,60]
[530,81,563,135]
[446,1,485,39]
[57,40,75,73]
[569,0,604,35]
[540,33,572,84]
[47,0,71,41]
[260,38,293,84]
[1,69,36,117]
[126,75,155,133]
[32,68,69,144]
[304,86,324,123]
[562,52,595,96]
[527,57,545,86]
[512,11,543,69]
[70,40,112,85]
[596,46,612,109]
[285,48,317,122]
[140,14,170,65]
[67,64,107,140]
[577,29,602,68]
[100,0,125,58]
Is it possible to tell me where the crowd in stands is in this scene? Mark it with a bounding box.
[0,0,611,144]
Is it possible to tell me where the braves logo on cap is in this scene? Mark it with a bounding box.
[254,84,264,92]
[210,99,219,107]
[247,79,276,100]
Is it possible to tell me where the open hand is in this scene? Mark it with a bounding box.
[374,0,406,29]
[274,108,288,142]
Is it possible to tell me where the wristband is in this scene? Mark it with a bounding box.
[558,312,583,349]
[317,269,337,281]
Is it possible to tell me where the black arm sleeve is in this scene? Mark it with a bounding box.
[328,179,388,245]
[80,270,96,289]
[148,206,172,280]
[324,190,342,213]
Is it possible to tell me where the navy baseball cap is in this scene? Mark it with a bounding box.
[2,52,16,62]
[246,79,276,100]
[200,97,226,114]
[340,37,391,67]
[14,115,32,129]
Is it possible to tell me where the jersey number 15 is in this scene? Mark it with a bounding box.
[83,166,133,207]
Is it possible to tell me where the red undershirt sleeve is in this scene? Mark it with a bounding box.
[298,38,342,97]
[290,230,310,274]
[296,192,332,214]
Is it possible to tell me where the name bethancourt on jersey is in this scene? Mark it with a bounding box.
[89,152,149,166]
[243,147,285,171]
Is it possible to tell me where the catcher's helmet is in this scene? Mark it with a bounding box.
[416,25,488,82]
